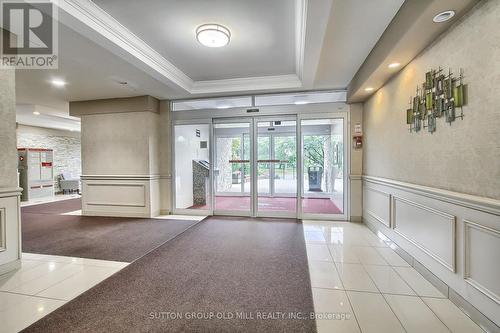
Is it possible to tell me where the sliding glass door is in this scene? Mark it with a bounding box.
[255,117,297,218]
[213,119,252,216]
[300,116,346,220]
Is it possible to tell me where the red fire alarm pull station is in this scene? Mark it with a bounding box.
[353,135,363,149]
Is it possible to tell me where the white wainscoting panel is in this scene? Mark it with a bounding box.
[392,196,456,272]
[81,175,160,218]
[464,220,500,304]
[363,186,391,227]
[0,188,22,275]
[362,176,500,327]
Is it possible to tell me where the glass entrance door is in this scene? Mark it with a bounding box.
[255,118,297,217]
[209,114,346,219]
[213,120,252,216]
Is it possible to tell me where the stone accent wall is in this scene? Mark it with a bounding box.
[16,125,81,192]
[216,137,233,192]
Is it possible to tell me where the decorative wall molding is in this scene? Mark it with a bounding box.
[0,187,23,198]
[349,174,362,180]
[463,220,500,305]
[85,183,146,208]
[0,208,5,252]
[363,175,500,216]
[81,175,160,218]
[362,175,500,325]
[391,195,456,272]
[364,186,391,227]
[0,187,22,275]
[81,174,161,181]
[57,0,307,94]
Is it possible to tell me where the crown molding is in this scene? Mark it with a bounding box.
[191,74,302,94]
[295,0,307,81]
[56,0,307,95]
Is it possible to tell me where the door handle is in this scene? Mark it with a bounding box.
[257,159,289,163]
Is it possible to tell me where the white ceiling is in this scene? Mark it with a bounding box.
[315,0,405,88]
[13,0,405,129]
[93,0,296,81]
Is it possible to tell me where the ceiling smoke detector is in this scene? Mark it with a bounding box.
[433,10,455,23]
[196,24,231,48]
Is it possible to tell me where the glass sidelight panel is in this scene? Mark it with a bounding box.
[256,120,297,216]
[301,118,344,216]
[214,122,252,214]
[174,124,211,211]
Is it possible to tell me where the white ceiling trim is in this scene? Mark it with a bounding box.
[295,0,307,81]
[55,0,307,95]
[191,74,302,94]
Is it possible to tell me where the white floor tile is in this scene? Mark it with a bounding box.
[7,263,84,295]
[325,231,371,247]
[0,262,67,292]
[353,246,388,265]
[347,291,405,333]
[422,297,485,333]
[375,247,410,267]
[363,233,389,247]
[306,244,333,262]
[22,253,129,268]
[394,267,445,298]
[335,263,378,292]
[309,261,344,290]
[328,245,361,264]
[363,265,416,295]
[384,294,449,333]
[0,293,65,333]
[37,265,119,300]
[304,231,327,243]
[312,288,360,333]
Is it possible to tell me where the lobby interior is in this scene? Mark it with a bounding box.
[0,0,499,332]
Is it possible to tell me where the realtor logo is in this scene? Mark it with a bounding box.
[1,0,58,68]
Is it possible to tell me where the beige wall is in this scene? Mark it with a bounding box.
[81,111,159,175]
[363,0,500,200]
[0,69,17,188]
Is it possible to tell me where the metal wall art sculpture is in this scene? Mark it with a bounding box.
[406,68,467,133]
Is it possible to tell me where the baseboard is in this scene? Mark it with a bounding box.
[0,259,20,276]
[364,218,500,333]
[350,216,362,222]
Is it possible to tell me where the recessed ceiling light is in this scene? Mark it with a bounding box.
[196,24,231,48]
[365,87,374,92]
[33,111,40,115]
[51,79,66,87]
[433,10,455,23]
[216,105,230,109]
[294,100,309,105]
[388,62,400,68]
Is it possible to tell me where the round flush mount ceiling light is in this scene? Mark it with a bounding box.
[364,87,374,92]
[33,111,40,115]
[433,10,455,23]
[196,24,231,48]
[388,62,400,68]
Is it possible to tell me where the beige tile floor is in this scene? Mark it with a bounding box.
[303,220,485,333]
[0,253,128,333]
